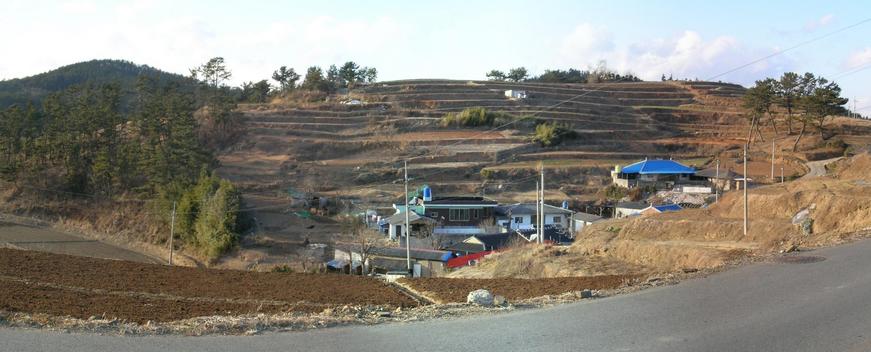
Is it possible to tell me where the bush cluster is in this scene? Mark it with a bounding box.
[174,171,242,260]
[530,122,579,147]
[440,107,532,128]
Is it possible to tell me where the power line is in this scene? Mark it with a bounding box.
[708,17,871,81]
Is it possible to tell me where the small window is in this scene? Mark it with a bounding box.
[514,216,524,224]
[449,209,470,222]
[552,216,562,224]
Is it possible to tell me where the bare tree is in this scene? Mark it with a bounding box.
[346,218,383,275]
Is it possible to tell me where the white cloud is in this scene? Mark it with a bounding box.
[560,24,614,59]
[845,47,871,69]
[0,5,406,85]
[60,0,97,14]
[556,25,795,85]
[805,14,835,31]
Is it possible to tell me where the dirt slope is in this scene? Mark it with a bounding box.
[453,153,871,279]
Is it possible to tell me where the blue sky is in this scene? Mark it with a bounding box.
[2,0,870,113]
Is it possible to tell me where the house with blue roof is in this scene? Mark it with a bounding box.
[611,159,700,189]
[641,203,683,215]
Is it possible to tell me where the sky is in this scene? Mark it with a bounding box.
[1,0,870,114]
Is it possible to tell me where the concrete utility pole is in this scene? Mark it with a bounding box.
[771,140,775,181]
[715,159,720,203]
[169,201,176,265]
[404,160,411,273]
[540,164,545,244]
[533,181,541,242]
[535,181,541,243]
[743,143,749,236]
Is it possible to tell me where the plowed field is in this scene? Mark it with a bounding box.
[0,248,416,323]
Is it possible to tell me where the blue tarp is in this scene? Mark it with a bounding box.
[652,204,683,212]
[621,160,695,175]
[326,259,348,269]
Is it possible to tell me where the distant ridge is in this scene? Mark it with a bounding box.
[0,59,194,108]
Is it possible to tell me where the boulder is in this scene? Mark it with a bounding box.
[467,289,495,306]
[791,208,810,225]
[493,295,508,306]
[800,218,814,235]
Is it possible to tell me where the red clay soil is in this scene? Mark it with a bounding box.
[400,275,638,303]
[0,248,415,323]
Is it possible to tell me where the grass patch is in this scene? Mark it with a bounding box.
[440,107,536,128]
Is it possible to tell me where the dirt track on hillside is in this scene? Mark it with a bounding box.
[0,248,415,323]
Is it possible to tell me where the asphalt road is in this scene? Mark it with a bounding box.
[5,239,871,352]
[801,156,843,179]
[0,220,161,264]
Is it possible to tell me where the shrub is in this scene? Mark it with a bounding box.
[193,178,240,260]
[603,184,628,200]
[172,171,243,261]
[440,107,493,127]
[272,264,294,273]
[439,107,527,128]
[480,168,494,180]
[530,122,578,147]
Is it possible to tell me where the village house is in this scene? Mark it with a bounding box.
[694,167,744,192]
[332,245,453,277]
[495,202,574,231]
[384,211,436,240]
[611,159,701,190]
[615,201,648,218]
[442,232,520,255]
[572,212,603,233]
[515,225,574,245]
[641,203,683,215]
[391,187,498,238]
[504,89,528,99]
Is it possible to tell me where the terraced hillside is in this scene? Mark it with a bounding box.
[213,79,871,268]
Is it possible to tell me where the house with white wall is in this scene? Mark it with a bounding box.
[496,203,574,231]
[573,212,603,233]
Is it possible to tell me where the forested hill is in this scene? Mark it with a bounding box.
[0,59,194,108]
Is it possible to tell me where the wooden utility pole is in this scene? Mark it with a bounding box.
[781,167,785,184]
[169,201,176,266]
[743,144,749,236]
[404,161,411,274]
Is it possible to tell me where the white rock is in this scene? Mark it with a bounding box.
[791,208,810,225]
[467,289,495,306]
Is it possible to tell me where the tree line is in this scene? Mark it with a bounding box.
[485,62,641,84]
[0,59,196,110]
[742,72,848,151]
[0,57,248,260]
[238,61,378,103]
